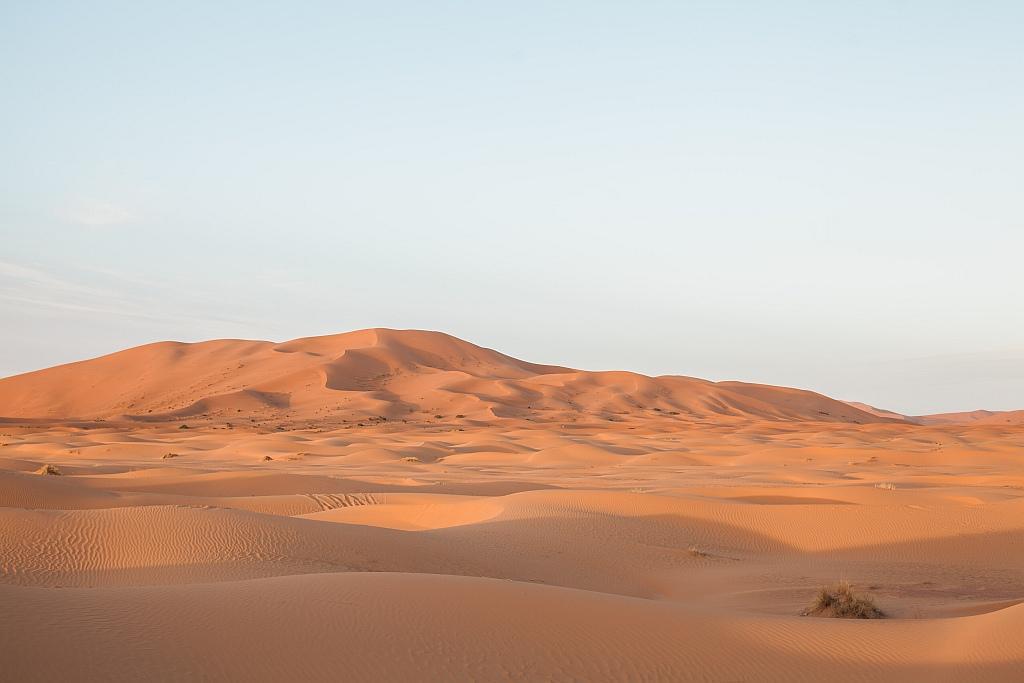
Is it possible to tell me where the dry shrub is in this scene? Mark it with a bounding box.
[36,464,62,476]
[804,581,884,619]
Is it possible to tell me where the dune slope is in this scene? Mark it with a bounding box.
[3,573,1022,682]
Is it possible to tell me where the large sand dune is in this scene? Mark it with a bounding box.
[0,328,888,424]
[1,329,1022,680]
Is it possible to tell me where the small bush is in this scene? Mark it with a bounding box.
[162,452,180,459]
[36,464,62,476]
[262,455,273,461]
[804,582,884,619]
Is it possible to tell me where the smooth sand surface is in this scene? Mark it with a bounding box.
[1,330,1022,680]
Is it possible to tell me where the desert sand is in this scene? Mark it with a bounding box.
[1,329,1022,681]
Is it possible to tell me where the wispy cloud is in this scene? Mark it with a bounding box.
[57,199,137,227]
[0,260,260,330]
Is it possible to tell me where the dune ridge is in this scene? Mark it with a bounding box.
[0,328,889,424]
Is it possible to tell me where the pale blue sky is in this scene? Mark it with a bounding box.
[2,2,1022,414]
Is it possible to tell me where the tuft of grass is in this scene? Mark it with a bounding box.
[178,424,190,430]
[262,455,273,461]
[687,545,710,558]
[162,452,180,459]
[36,464,62,476]
[804,581,884,619]
[875,482,897,491]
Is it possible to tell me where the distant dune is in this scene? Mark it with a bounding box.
[913,409,1024,426]
[844,401,1024,426]
[0,328,891,424]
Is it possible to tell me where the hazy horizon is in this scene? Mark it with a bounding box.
[3,2,1022,414]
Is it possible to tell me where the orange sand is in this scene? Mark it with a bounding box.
[1,330,1021,681]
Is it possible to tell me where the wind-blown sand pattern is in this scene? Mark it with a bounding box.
[1,329,1022,681]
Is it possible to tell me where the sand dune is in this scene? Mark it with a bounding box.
[1,329,1022,680]
[914,409,1024,426]
[4,573,1023,682]
[0,328,887,424]
[845,401,1024,426]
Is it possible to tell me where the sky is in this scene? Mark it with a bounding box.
[1,1,1022,415]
